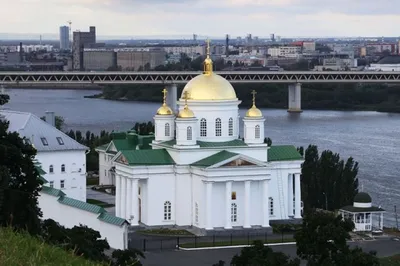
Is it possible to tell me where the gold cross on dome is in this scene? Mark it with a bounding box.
[162,88,168,104]
[251,90,257,105]
[183,91,190,105]
[206,39,210,57]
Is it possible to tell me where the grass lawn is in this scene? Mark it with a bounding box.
[180,237,295,248]
[137,228,193,236]
[380,254,400,266]
[87,177,99,186]
[86,198,114,208]
[0,227,103,266]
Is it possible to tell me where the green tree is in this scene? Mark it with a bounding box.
[295,210,379,266]
[40,115,65,130]
[112,249,145,266]
[0,94,43,235]
[229,240,300,266]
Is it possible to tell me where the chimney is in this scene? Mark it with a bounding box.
[19,42,23,63]
[45,111,55,127]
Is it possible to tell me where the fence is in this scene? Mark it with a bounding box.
[128,231,295,252]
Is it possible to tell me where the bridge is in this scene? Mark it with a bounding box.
[1,71,399,112]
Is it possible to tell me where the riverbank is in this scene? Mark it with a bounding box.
[7,84,102,90]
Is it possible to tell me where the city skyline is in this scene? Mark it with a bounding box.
[0,0,399,38]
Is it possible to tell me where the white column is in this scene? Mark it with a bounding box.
[225,181,233,229]
[131,179,139,226]
[167,84,178,113]
[116,175,121,217]
[288,174,294,217]
[262,179,270,227]
[126,179,132,221]
[294,173,302,218]
[121,176,127,219]
[288,83,302,113]
[205,182,213,230]
[244,180,251,228]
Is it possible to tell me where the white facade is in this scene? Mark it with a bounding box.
[367,63,400,72]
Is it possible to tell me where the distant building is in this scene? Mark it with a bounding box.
[366,55,400,71]
[83,49,116,71]
[59,26,70,50]
[164,46,205,56]
[116,48,166,71]
[72,26,96,70]
[267,46,302,58]
[314,58,357,71]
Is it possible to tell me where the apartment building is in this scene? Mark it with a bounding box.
[83,49,117,70]
[116,48,166,71]
[73,26,96,70]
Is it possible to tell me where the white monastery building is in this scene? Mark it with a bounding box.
[0,110,88,201]
[97,42,304,232]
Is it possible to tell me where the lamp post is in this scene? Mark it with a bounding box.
[322,192,328,210]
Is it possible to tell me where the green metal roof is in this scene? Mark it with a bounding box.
[192,151,238,167]
[97,212,128,226]
[96,143,109,151]
[268,145,303,162]
[119,149,175,165]
[340,205,385,213]
[354,192,372,203]
[41,186,66,197]
[58,196,105,214]
[96,132,155,153]
[160,139,248,148]
[112,139,136,151]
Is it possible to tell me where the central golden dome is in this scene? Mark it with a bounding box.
[180,39,237,101]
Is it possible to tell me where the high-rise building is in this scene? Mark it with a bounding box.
[72,26,96,70]
[59,26,70,50]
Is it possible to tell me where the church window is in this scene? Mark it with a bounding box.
[231,203,237,222]
[228,118,233,136]
[164,201,172,220]
[231,192,237,200]
[165,123,170,137]
[255,125,260,139]
[187,126,192,140]
[215,118,222,136]
[269,197,274,216]
[200,119,207,137]
[49,165,54,173]
[195,203,199,225]
[61,164,66,173]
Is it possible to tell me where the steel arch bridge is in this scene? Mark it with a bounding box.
[1,71,400,84]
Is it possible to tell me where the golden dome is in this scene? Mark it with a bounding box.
[177,107,195,118]
[156,88,174,115]
[245,90,263,118]
[180,39,237,101]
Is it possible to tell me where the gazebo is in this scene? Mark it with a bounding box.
[339,192,385,232]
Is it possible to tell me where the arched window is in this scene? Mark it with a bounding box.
[269,197,274,216]
[49,165,54,173]
[215,118,222,136]
[165,123,170,137]
[228,118,233,136]
[200,119,207,137]
[255,125,260,139]
[187,126,192,140]
[231,203,237,222]
[61,164,65,173]
[195,202,199,224]
[164,201,172,220]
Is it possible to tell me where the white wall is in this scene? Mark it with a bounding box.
[38,150,86,201]
[39,193,128,250]
[98,150,115,185]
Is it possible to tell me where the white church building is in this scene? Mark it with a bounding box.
[104,45,304,231]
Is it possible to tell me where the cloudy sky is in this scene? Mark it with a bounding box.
[0,0,398,38]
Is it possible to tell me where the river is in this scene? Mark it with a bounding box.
[3,88,400,228]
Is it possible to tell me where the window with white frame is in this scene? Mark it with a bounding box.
[61,164,66,173]
[231,203,237,222]
[269,197,274,216]
[195,203,199,225]
[165,123,170,137]
[200,119,207,137]
[49,181,54,188]
[60,180,65,189]
[228,118,233,136]
[215,118,222,136]
[187,126,192,140]
[164,201,172,220]
[255,125,260,139]
[49,165,54,173]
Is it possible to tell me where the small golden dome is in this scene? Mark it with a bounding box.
[157,104,173,115]
[156,88,174,115]
[177,107,195,118]
[245,90,263,118]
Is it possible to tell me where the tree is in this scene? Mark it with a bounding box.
[40,115,65,130]
[295,210,379,266]
[112,249,145,266]
[0,93,43,235]
[229,240,300,266]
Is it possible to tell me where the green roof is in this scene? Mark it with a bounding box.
[58,196,105,214]
[192,151,238,167]
[96,132,155,153]
[354,192,372,203]
[96,143,109,151]
[119,149,175,165]
[340,205,385,213]
[112,139,137,151]
[268,145,303,162]
[41,186,66,197]
[97,213,128,226]
[160,139,248,148]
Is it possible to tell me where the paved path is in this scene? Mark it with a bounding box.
[140,239,400,266]
[86,187,116,214]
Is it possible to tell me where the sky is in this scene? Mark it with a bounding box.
[0,0,399,39]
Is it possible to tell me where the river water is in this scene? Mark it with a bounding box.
[3,88,400,228]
